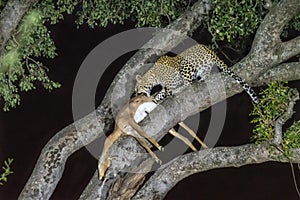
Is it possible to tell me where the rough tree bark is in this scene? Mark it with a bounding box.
[80,63,300,200]
[79,0,300,199]
[134,144,300,200]
[133,89,300,199]
[18,0,212,199]
[3,0,297,199]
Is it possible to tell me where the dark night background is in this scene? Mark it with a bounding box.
[0,13,300,200]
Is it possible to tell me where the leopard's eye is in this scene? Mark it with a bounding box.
[137,92,149,97]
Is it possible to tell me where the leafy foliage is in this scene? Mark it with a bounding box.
[208,0,300,47]
[0,8,60,111]
[250,82,292,143]
[1,0,299,111]
[0,0,188,111]
[208,0,265,44]
[282,121,300,157]
[76,0,188,28]
[37,0,188,27]
[38,0,80,24]
[250,82,300,157]
[0,158,13,185]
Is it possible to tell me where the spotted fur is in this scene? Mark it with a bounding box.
[135,55,184,102]
[135,44,259,103]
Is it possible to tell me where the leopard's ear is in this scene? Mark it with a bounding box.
[136,75,142,83]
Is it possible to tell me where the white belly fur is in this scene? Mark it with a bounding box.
[134,102,157,123]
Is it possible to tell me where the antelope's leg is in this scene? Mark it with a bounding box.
[133,135,161,164]
[178,122,208,148]
[169,128,197,152]
[129,121,163,151]
[98,130,122,180]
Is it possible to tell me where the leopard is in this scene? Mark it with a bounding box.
[135,44,259,103]
[135,55,184,102]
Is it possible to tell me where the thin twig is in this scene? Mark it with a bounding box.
[273,89,299,145]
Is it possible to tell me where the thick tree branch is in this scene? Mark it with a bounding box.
[133,144,300,200]
[134,87,300,199]
[251,0,300,54]
[275,35,300,61]
[80,61,300,199]
[255,62,300,85]
[0,0,38,55]
[234,0,300,79]
[79,0,300,198]
[19,0,212,199]
[19,0,300,199]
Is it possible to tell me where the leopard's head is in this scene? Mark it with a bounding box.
[134,74,152,97]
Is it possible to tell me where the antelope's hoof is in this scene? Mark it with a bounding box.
[99,172,104,180]
[159,146,164,152]
[155,158,162,165]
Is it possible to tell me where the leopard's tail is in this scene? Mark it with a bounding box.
[217,62,259,103]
